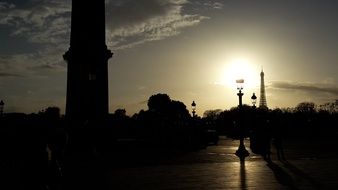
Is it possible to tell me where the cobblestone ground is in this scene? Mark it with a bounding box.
[107,137,338,189]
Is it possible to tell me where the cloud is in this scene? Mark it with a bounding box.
[1,0,210,50]
[270,81,338,96]
[202,1,224,9]
[189,1,224,11]
[0,2,15,9]
[0,72,23,77]
[0,45,67,76]
[0,0,210,76]
[212,2,224,9]
[0,0,71,44]
[106,0,209,49]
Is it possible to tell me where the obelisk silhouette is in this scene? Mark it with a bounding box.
[64,0,112,122]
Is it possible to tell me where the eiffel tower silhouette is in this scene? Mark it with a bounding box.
[259,68,268,109]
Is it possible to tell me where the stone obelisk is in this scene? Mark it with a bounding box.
[64,0,112,122]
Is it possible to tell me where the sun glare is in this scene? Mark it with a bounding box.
[219,58,260,90]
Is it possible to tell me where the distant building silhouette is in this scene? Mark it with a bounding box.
[64,0,113,121]
[259,69,268,109]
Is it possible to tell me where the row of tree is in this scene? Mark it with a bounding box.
[1,95,337,143]
[203,101,338,138]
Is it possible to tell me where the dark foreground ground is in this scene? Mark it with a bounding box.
[58,136,338,190]
[3,136,338,189]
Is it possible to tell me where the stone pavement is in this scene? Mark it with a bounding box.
[106,138,338,189]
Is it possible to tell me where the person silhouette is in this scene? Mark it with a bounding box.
[261,120,272,162]
[273,135,286,160]
[271,119,286,161]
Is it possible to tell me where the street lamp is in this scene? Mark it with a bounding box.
[236,79,244,108]
[0,100,4,116]
[235,79,249,162]
[191,101,196,117]
[251,93,257,108]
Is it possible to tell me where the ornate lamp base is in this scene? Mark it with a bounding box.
[235,138,250,162]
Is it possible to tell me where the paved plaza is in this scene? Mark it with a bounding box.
[3,136,338,189]
[106,137,338,189]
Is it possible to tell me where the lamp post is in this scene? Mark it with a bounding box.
[251,93,257,108]
[235,79,249,162]
[236,79,244,108]
[191,101,196,117]
[0,100,4,116]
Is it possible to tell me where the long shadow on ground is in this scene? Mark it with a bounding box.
[266,161,298,190]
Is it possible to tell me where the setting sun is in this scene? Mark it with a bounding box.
[218,58,260,91]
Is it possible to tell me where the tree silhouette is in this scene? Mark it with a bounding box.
[114,108,127,118]
[40,107,61,121]
[148,93,171,114]
[203,109,222,120]
[147,93,190,120]
[318,100,338,113]
[295,102,316,113]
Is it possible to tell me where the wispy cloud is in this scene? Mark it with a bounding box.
[0,0,70,76]
[106,0,209,49]
[0,0,71,44]
[202,1,224,9]
[0,72,23,78]
[0,45,67,77]
[1,0,212,50]
[0,2,15,9]
[270,81,338,96]
[0,0,212,76]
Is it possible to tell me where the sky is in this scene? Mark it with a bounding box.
[1,0,338,116]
